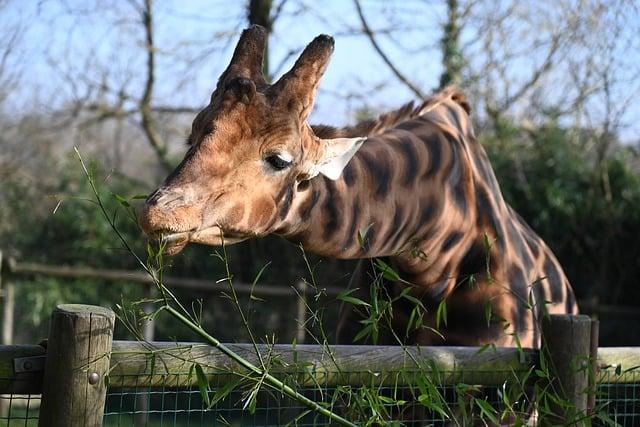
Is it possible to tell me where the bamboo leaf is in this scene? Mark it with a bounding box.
[357,224,373,248]
[476,343,492,355]
[436,300,448,329]
[194,364,211,407]
[353,323,373,343]
[374,259,401,282]
[337,289,370,307]
[418,394,450,419]
[209,377,243,408]
[535,369,548,378]
[484,301,493,326]
[111,192,130,207]
[406,306,418,336]
[475,398,499,425]
[399,289,424,308]
[249,262,271,302]
[244,387,258,414]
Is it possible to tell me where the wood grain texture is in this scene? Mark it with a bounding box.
[38,304,115,427]
[108,341,537,387]
[2,343,640,395]
[542,314,592,423]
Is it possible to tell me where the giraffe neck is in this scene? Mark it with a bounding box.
[275,95,578,347]
[280,102,490,279]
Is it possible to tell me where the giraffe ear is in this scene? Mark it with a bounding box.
[311,137,366,180]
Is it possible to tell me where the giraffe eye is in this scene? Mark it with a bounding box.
[265,153,293,171]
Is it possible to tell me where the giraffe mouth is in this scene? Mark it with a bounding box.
[155,226,248,255]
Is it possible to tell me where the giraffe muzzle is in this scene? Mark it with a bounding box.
[152,226,248,256]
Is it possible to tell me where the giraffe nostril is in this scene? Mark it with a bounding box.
[144,189,186,209]
[146,189,162,205]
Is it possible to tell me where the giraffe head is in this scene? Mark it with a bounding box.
[140,26,364,255]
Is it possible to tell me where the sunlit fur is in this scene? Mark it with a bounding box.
[140,27,578,348]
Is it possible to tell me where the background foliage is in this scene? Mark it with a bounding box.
[1,0,639,346]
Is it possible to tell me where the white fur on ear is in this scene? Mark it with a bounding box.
[313,137,366,180]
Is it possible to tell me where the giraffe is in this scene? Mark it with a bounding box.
[139,25,578,348]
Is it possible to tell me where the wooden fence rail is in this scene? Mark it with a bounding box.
[0,254,344,347]
[3,257,337,296]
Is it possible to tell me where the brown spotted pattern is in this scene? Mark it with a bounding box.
[139,27,578,348]
[285,91,578,347]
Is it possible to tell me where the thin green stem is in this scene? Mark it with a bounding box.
[164,305,358,427]
[75,147,192,320]
[298,247,343,372]
[75,148,358,424]
[216,239,266,370]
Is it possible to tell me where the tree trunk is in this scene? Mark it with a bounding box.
[247,0,272,80]
[439,0,463,88]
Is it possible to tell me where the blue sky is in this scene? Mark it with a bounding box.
[2,0,638,142]
[1,1,445,125]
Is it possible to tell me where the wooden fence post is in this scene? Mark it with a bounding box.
[1,284,14,347]
[135,283,155,426]
[295,281,307,344]
[38,304,115,427]
[0,250,15,347]
[588,319,600,414]
[541,314,592,424]
[142,282,155,343]
[0,249,16,424]
[0,250,6,427]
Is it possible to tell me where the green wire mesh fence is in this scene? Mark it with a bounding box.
[102,372,509,427]
[0,393,40,427]
[97,341,539,426]
[100,368,640,426]
[2,307,640,426]
[3,371,640,426]
[1,344,43,427]
[597,368,640,426]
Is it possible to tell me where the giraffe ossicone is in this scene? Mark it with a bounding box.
[140,26,578,348]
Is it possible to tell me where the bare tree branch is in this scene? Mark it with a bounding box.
[270,0,289,25]
[140,0,172,171]
[501,35,561,110]
[352,0,425,99]
[85,103,199,117]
